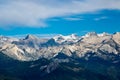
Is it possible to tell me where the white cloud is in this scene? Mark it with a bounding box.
[0,0,120,27]
[63,17,84,21]
[94,16,108,21]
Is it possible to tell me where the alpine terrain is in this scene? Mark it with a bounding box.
[0,32,120,80]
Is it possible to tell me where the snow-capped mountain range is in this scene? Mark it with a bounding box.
[0,32,120,61]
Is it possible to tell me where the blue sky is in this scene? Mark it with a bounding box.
[0,0,120,36]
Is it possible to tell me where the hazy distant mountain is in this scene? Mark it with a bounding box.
[0,32,120,80]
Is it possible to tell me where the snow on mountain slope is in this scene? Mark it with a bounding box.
[113,32,120,45]
[0,35,18,43]
[53,34,80,44]
[0,32,120,61]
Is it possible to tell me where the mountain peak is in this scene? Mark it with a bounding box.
[0,32,120,61]
[84,32,97,37]
[25,34,38,40]
[70,34,78,39]
[98,32,110,36]
[114,32,120,35]
[53,34,80,44]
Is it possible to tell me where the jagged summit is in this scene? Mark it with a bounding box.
[82,32,111,38]
[24,34,38,40]
[114,32,120,34]
[83,32,98,37]
[98,32,110,36]
[53,34,80,44]
[0,35,8,41]
[70,34,79,39]
[0,32,120,61]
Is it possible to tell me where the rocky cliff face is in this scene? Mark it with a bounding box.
[0,32,120,61]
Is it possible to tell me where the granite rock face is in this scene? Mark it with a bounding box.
[0,32,120,61]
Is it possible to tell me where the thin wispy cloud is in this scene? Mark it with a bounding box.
[0,0,120,28]
[94,16,108,21]
[64,17,84,21]
[8,33,58,39]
